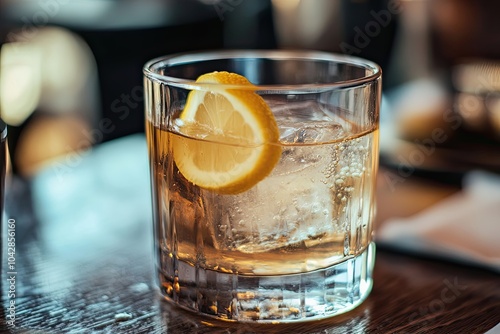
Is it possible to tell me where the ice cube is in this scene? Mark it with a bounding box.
[272,100,333,122]
[216,139,343,253]
[227,175,337,253]
[271,100,349,144]
[279,121,345,144]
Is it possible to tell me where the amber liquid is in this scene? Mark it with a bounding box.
[147,121,378,276]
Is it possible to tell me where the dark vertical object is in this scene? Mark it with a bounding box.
[341,0,399,89]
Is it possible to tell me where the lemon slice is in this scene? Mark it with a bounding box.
[172,71,281,194]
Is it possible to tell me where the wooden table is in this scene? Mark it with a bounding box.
[1,135,499,333]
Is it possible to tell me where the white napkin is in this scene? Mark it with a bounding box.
[485,323,500,334]
[376,170,500,273]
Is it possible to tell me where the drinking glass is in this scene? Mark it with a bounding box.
[143,50,381,323]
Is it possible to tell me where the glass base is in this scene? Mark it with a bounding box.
[158,242,375,323]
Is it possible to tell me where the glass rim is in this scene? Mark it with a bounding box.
[143,49,382,91]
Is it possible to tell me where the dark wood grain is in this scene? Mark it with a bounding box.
[1,168,498,334]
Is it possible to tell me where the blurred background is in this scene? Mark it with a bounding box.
[0,0,499,180]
